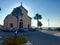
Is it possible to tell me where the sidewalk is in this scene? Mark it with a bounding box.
[40,30,60,37]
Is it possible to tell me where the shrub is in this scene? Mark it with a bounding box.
[16,35,28,45]
[3,37,15,45]
[54,28,60,31]
[3,35,28,45]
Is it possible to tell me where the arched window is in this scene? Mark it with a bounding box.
[10,23,13,28]
[20,19,23,21]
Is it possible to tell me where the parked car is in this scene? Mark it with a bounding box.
[0,27,4,30]
[1,27,17,32]
[18,28,28,32]
[9,28,17,32]
[2,28,10,32]
[29,28,39,31]
[47,28,53,31]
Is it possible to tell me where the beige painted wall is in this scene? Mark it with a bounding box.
[4,15,17,28]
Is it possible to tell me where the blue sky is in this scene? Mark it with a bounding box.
[0,0,60,27]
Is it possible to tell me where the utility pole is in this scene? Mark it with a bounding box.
[48,19,50,29]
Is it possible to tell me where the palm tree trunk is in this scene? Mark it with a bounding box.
[37,19,39,28]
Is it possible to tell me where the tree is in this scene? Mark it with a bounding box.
[34,13,42,28]
[38,21,42,28]
[34,13,42,20]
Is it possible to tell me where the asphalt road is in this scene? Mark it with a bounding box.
[0,30,60,45]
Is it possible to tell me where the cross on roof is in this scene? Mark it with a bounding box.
[21,2,22,6]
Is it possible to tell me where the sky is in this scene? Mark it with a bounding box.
[0,0,60,27]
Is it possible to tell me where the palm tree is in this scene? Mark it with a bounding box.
[38,21,42,28]
[34,13,42,27]
[34,13,42,20]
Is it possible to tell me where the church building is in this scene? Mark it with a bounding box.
[4,3,31,29]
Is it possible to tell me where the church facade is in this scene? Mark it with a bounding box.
[4,4,31,29]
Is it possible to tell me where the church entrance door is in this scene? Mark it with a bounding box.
[19,19,23,28]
